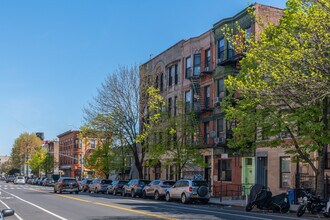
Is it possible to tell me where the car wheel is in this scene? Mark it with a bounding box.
[165,192,171,202]
[54,189,57,193]
[70,192,73,194]
[181,193,188,204]
[95,188,99,194]
[113,190,117,196]
[131,190,135,198]
[142,190,147,199]
[59,189,62,194]
[75,191,79,194]
[154,191,160,200]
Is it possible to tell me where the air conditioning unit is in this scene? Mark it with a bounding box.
[213,97,222,106]
[205,66,210,72]
[215,137,225,144]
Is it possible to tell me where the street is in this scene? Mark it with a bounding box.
[0,182,318,220]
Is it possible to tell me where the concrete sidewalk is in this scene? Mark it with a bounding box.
[209,197,299,212]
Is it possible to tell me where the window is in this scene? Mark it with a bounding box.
[193,53,201,76]
[204,122,209,144]
[218,38,225,62]
[168,66,173,86]
[217,118,224,138]
[169,165,174,180]
[168,97,172,117]
[185,57,191,78]
[205,49,210,69]
[245,26,251,40]
[160,73,164,92]
[80,139,82,148]
[280,157,291,188]
[155,163,161,180]
[174,64,178,85]
[204,85,210,108]
[218,160,232,181]
[227,41,234,59]
[74,155,78,164]
[155,76,159,89]
[74,139,78,148]
[217,78,224,98]
[90,139,95,148]
[185,91,191,112]
[174,96,177,116]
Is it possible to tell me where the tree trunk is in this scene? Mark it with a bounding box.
[316,149,325,197]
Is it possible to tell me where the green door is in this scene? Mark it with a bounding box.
[242,157,254,195]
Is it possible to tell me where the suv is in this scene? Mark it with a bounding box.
[79,179,93,192]
[88,179,112,194]
[107,180,128,195]
[54,177,79,194]
[122,179,151,198]
[165,180,210,204]
[142,180,175,200]
[5,176,15,183]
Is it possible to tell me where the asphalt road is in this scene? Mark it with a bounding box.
[0,181,320,220]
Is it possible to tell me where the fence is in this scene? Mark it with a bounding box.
[212,183,244,199]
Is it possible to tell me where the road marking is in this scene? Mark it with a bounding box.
[29,188,176,220]
[0,198,24,220]
[0,189,68,220]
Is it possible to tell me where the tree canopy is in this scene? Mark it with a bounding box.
[224,0,330,195]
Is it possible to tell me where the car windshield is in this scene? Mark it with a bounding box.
[63,179,76,183]
[101,180,112,184]
[192,181,208,187]
[163,181,175,186]
[139,180,151,185]
[119,181,128,184]
[17,176,24,179]
[87,180,92,184]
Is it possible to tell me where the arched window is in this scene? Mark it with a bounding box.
[160,73,164,92]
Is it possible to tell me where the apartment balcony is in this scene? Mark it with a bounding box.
[217,52,243,66]
[201,66,213,75]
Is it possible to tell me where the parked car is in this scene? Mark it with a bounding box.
[107,180,128,195]
[122,179,151,198]
[0,176,6,181]
[26,178,34,184]
[32,178,40,185]
[165,179,210,204]
[142,180,175,200]
[42,178,55,186]
[5,175,15,183]
[13,176,25,185]
[54,177,79,194]
[37,177,46,185]
[79,179,93,192]
[88,178,112,193]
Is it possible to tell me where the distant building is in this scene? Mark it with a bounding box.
[44,140,60,175]
[0,156,10,175]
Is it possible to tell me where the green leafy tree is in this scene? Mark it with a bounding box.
[81,114,127,179]
[10,132,42,175]
[41,153,54,176]
[138,87,205,180]
[27,147,47,177]
[224,0,330,195]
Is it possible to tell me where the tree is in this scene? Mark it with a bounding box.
[84,65,145,178]
[224,0,330,195]
[41,153,54,176]
[10,132,42,175]
[27,146,47,177]
[137,87,205,180]
[80,114,127,179]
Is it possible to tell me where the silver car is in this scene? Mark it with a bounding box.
[165,180,210,204]
[142,180,175,200]
[14,176,25,185]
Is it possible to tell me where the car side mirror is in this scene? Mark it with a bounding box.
[2,209,14,217]
[172,185,176,188]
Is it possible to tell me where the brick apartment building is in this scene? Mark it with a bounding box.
[140,3,299,197]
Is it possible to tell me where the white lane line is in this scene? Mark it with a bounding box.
[0,198,24,220]
[0,189,68,220]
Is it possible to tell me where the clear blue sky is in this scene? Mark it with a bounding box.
[0,0,287,156]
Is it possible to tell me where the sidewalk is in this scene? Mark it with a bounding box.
[209,197,299,212]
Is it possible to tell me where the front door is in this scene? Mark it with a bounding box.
[242,157,254,195]
[256,157,268,187]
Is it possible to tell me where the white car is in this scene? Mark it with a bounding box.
[14,176,25,185]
